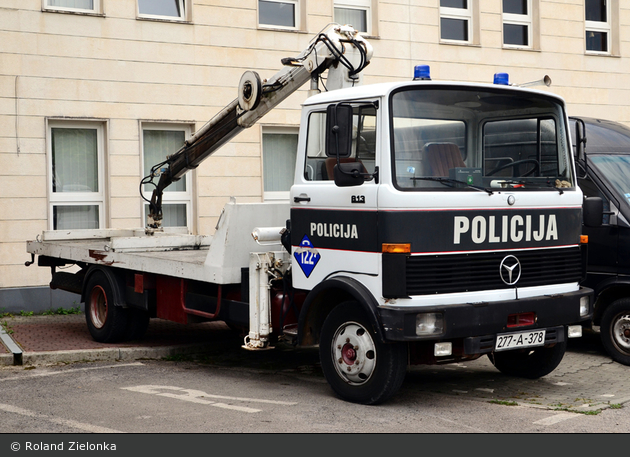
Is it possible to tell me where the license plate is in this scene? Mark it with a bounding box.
[495,330,546,351]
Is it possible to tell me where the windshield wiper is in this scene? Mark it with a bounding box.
[490,179,567,194]
[410,176,494,195]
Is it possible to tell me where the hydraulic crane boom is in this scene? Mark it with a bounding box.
[142,24,373,230]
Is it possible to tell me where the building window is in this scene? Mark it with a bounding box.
[48,121,105,230]
[503,0,531,47]
[440,0,473,43]
[138,0,188,21]
[43,0,101,14]
[258,0,299,29]
[262,127,298,200]
[585,0,610,53]
[334,0,371,34]
[142,124,193,228]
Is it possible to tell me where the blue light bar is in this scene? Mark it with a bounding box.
[493,73,510,85]
[414,65,431,81]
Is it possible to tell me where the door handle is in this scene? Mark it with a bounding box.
[294,196,311,203]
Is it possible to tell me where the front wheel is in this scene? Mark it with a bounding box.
[319,301,407,405]
[488,338,566,379]
[600,299,630,366]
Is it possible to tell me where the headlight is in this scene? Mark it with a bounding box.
[416,313,444,336]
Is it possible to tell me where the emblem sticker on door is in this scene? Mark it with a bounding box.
[294,235,320,278]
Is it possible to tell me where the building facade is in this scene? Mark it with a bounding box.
[1,0,628,310]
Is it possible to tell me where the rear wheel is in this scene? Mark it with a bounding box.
[319,301,407,405]
[488,338,566,379]
[600,299,630,366]
[85,271,129,343]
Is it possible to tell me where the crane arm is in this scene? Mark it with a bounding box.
[143,24,372,230]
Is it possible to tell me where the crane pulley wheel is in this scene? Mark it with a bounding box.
[238,71,262,112]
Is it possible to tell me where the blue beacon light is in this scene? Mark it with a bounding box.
[493,73,510,85]
[413,65,431,81]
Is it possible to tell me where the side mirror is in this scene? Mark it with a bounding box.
[326,104,353,158]
[583,197,603,227]
[333,162,366,187]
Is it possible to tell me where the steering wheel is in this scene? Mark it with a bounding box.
[487,159,540,177]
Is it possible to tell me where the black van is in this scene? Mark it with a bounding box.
[571,116,630,365]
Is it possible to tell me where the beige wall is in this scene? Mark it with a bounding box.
[1,0,630,292]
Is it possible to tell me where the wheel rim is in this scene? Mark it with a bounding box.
[331,321,376,385]
[89,285,108,329]
[611,313,630,354]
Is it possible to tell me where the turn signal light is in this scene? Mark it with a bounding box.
[382,243,411,253]
[580,235,588,244]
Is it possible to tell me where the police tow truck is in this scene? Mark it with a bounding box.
[26,25,594,404]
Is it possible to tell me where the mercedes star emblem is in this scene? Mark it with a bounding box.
[500,255,521,285]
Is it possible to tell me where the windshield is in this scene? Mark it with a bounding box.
[590,155,630,207]
[390,87,573,190]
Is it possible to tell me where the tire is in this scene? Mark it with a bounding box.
[319,301,407,405]
[124,308,150,342]
[84,271,129,343]
[600,298,630,366]
[488,337,567,379]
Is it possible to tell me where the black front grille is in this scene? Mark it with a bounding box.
[406,247,582,296]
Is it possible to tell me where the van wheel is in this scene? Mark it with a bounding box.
[319,301,407,405]
[85,271,128,343]
[601,299,630,366]
[488,338,566,379]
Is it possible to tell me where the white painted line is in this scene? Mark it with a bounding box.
[0,403,123,433]
[475,388,494,393]
[122,385,298,414]
[533,413,578,425]
[552,382,571,386]
[452,390,468,394]
[0,363,144,383]
[600,394,615,398]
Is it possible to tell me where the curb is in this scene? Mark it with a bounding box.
[0,344,213,367]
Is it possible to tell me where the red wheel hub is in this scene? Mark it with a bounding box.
[341,343,356,365]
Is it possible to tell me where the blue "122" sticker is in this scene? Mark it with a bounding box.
[294,235,320,278]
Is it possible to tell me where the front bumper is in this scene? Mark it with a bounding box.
[379,286,594,344]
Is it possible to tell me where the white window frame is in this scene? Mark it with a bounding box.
[334,0,372,35]
[585,0,611,55]
[262,126,299,201]
[47,120,106,231]
[503,0,532,49]
[42,0,102,15]
[137,0,191,22]
[439,2,474,44]
[141,123,193,229]
[258,0,303,31]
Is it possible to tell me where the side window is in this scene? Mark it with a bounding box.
[48,121,105,230]
[304,106,376,182]
[262,127,299,200]
[43,0,102,14]
[142,124,192,229]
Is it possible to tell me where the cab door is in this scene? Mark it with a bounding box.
[290,103,380,289]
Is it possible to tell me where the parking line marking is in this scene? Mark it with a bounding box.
[0,403,123,433]
[0,363,144,383]
[533,413,578,425]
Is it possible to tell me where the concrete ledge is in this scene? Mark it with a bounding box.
[0,354,14,366]
[21,344,213,366]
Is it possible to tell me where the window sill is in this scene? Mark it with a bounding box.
[42,8,105,17]
[502,46,541,52]
[585,51,619,58]
[439,40,481,47]
[257,25,307,34]
[137,16,191,25]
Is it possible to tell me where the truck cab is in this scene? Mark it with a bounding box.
[290,77,592,403]
[570,116,630,365]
